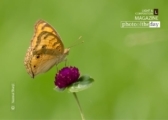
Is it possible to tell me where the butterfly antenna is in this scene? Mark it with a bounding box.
[68,36,84,48]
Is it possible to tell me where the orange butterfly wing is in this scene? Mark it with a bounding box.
[24,20,69,78]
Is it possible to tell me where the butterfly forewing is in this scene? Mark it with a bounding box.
[32,20,64,53]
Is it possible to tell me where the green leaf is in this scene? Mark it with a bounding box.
[68,75,94,92]
[54,86,66,92]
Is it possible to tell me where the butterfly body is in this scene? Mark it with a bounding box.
[24,20,70,78]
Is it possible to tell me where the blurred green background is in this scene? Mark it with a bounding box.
[0,0,168,120]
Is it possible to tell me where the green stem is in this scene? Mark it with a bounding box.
[73,92,85,120]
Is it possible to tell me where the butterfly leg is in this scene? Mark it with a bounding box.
[64,58,68,66]
[56,65,59,72]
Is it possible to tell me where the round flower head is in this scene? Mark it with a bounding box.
[55,66,80,89]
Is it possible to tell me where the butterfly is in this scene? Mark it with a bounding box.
[24,20,70,78]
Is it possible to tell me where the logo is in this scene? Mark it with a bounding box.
[120,8,160,28]
[149,21,160,28]
[153,9,158,15]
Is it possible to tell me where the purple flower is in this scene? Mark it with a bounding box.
[55,66,80,89]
